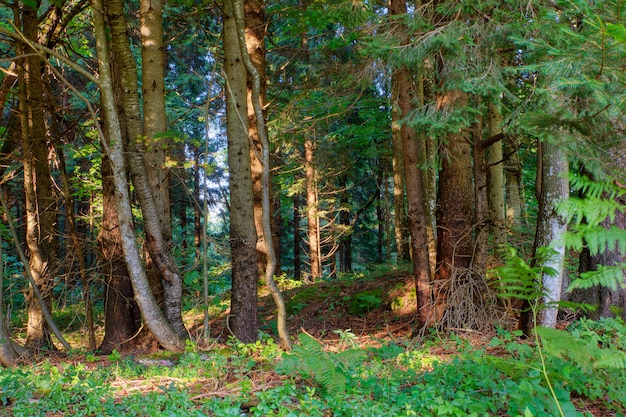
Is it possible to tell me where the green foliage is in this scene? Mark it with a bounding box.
[347,289,382,316]
[493,247,554,302]
[277,333,366,395]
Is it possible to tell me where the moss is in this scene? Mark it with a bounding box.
[285,286,339,315]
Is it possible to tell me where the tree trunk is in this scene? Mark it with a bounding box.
[140,0,175,312]
[390,0,431,326]
[92,0,185,353]
[223,0,259,343]
[20,4,58,350]
[487,100,506,254]
[293,194,302,280]
[106,0,186,338]
[504,135,524,229]
[390,81,410,262]
[434,91,475,323]
[305,137,321,279]
[98,156,141,354]
[472,114,489,271]
[532,140,569,329]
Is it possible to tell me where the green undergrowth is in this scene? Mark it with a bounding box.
[2,318,626,417]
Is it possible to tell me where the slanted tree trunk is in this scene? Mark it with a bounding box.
[223,0,259,343]
[106,0,186,338]
[20,4,58,350]
[389,0,431,325]
[92,0,184,353]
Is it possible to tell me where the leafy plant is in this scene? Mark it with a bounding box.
[277,333,366,395]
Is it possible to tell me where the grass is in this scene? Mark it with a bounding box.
[2,266,626,416]
[2,321,626,417]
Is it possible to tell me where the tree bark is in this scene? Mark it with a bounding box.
[98,155,141,354]
[487,100,506,255]
[223,0,259,343]
[106,0,186,338]
[236,0,290,349]
[390,0,432,325]
[19,4,58,350]
[91,0,185,353]
[472,113,489,271]
[305,137,321,279]
[293,194,302,280]
[390,80,410,262]
[434,90,475,323]
[504,135,524,229]
[533,140,569,329]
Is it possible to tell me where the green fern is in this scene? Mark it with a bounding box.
[538,326,626,370]
[277,333,366,395]
[493,247,555,302]
[567,264,626,291]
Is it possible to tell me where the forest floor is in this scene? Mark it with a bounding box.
[2,267,624,416]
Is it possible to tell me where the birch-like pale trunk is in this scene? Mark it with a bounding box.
[106,0,186,338]
[534,139,569,328]
[91,0,184,353]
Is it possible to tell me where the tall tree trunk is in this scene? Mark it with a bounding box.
[391,81,410,262]
[92,0,185,353]
[390,0,431,325]
[530,139,569,329]
[223,0,259,343]
[487,100,506,254]
[20,4,58,350]
[140,0,174,309]
[98,156,140,354]
[236,0,290,348]
[434,90,475,323]
[305,137,321,279]
[106,0,186,338]
[504,135,524,229]
[293,194,302,280]
[243,0,268,277]
[472,114,489,271]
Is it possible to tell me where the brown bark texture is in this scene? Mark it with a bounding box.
[389,0,432,325]
[224,0,259,343]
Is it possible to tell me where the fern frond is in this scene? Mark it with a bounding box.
[594,350,626,369]
[568,225,626,256]
[567,264,626,291]
[277,333,365,395]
